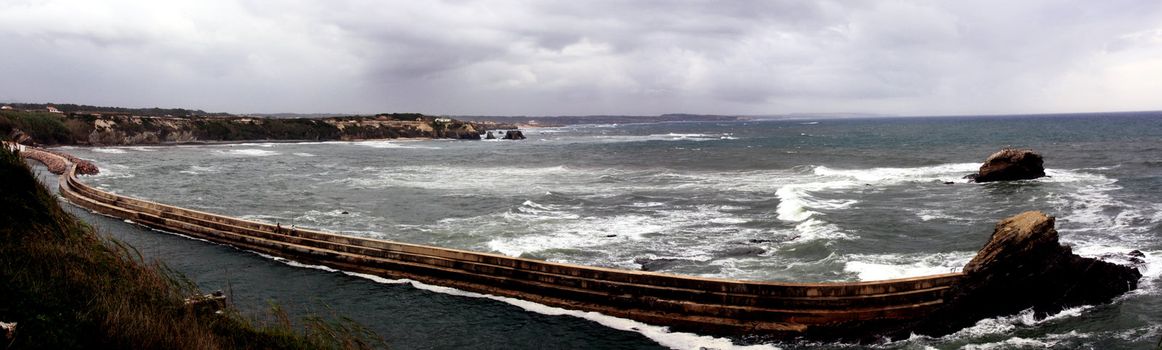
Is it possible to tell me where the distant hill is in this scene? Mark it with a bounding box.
[1,103,225,117]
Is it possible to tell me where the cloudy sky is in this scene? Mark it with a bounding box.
[2,1,1161,116]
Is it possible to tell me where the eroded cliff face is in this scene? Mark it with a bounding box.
[63,114,487,145]
[87,117,200,145]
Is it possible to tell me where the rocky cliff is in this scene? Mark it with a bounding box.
[1,110,494,146]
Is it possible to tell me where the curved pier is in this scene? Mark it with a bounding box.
[44,151,964,338]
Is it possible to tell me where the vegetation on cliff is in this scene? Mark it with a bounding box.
[0,145,383,349]
[1,107,489,146]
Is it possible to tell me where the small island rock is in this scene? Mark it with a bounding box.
[503,130,526,140]
[966,148,1046,182]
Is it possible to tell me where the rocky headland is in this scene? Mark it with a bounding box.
[1,106,520,146]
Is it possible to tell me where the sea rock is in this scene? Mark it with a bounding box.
[916,211,1140,336]
[485,131,496,139]
[966,148,1046,182]
[503,130,526,140]
[634,257,685,272]
[716,246,766,257]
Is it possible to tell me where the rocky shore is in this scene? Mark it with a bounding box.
[2,109,520,146]
[17,144,1145,343]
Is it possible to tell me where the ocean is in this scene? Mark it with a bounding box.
[56,112,1162,349]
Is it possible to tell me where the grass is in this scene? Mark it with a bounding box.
[0,144,385,349]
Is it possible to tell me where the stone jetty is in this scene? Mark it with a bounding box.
[28,150,1141,342]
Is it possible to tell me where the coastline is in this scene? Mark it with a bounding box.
[0,143,383,349]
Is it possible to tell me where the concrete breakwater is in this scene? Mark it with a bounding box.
[18,147,98,175]
[30,148,1140,342]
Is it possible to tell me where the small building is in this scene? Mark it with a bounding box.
[0,105,12,110]
[434,117,453,123]
[46,106,62,114]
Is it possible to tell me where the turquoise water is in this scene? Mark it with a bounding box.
[60,112,1162,349]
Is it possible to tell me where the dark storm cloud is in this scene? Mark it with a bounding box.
[1,0,1161,115]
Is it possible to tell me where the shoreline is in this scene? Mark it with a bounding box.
[49,136,463,149]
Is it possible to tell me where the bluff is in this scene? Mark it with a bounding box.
[1,109,493,146]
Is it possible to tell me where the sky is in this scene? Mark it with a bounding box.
[2,1,1161,116]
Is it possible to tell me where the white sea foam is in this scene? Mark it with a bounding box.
[294,209,362,224]
[842,251,974,280]
[258,253,342,272]
[486,213,664,257]
[92,148,128,154]
[915,208,967,222]
[89,163,134,180]
[460,201,756,270]
[813,163,979,184]
[350,140,442,150]
[229,142,278,148]
[774,181,857,243]
[650,133,736,141]
[342,272,780,350]
[774,181,856,222]
[908,306,1092,349]
[569,133,738,144]
[292,152,316,157]
[335,165,579,193]
[179,165,220,175]
[215,149,279,157]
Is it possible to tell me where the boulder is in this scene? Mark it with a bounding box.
[503,130,526,140]
[485,131,496,139]
[967,148,1045,182]
[914,211,1140,336]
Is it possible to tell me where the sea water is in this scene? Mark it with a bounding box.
[61,112,1162,349]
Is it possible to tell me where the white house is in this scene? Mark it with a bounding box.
[0,105,12,110]
[434,117,453,123]
[46,106,62,114]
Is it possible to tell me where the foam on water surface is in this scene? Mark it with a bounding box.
[214,149,279,157]
[68,117,1162,348]
[337,272,781,350]
[91,147,128,154]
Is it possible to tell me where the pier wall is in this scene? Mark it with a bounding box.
[41,150,965,338]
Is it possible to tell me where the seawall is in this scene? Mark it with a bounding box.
[25,148,964,340]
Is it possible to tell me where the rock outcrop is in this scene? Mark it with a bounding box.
[8,128,33,145]
[912,211,1141,337]
[485,131,496,139]
[503,130,526,140]
[966,148,1046,182]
